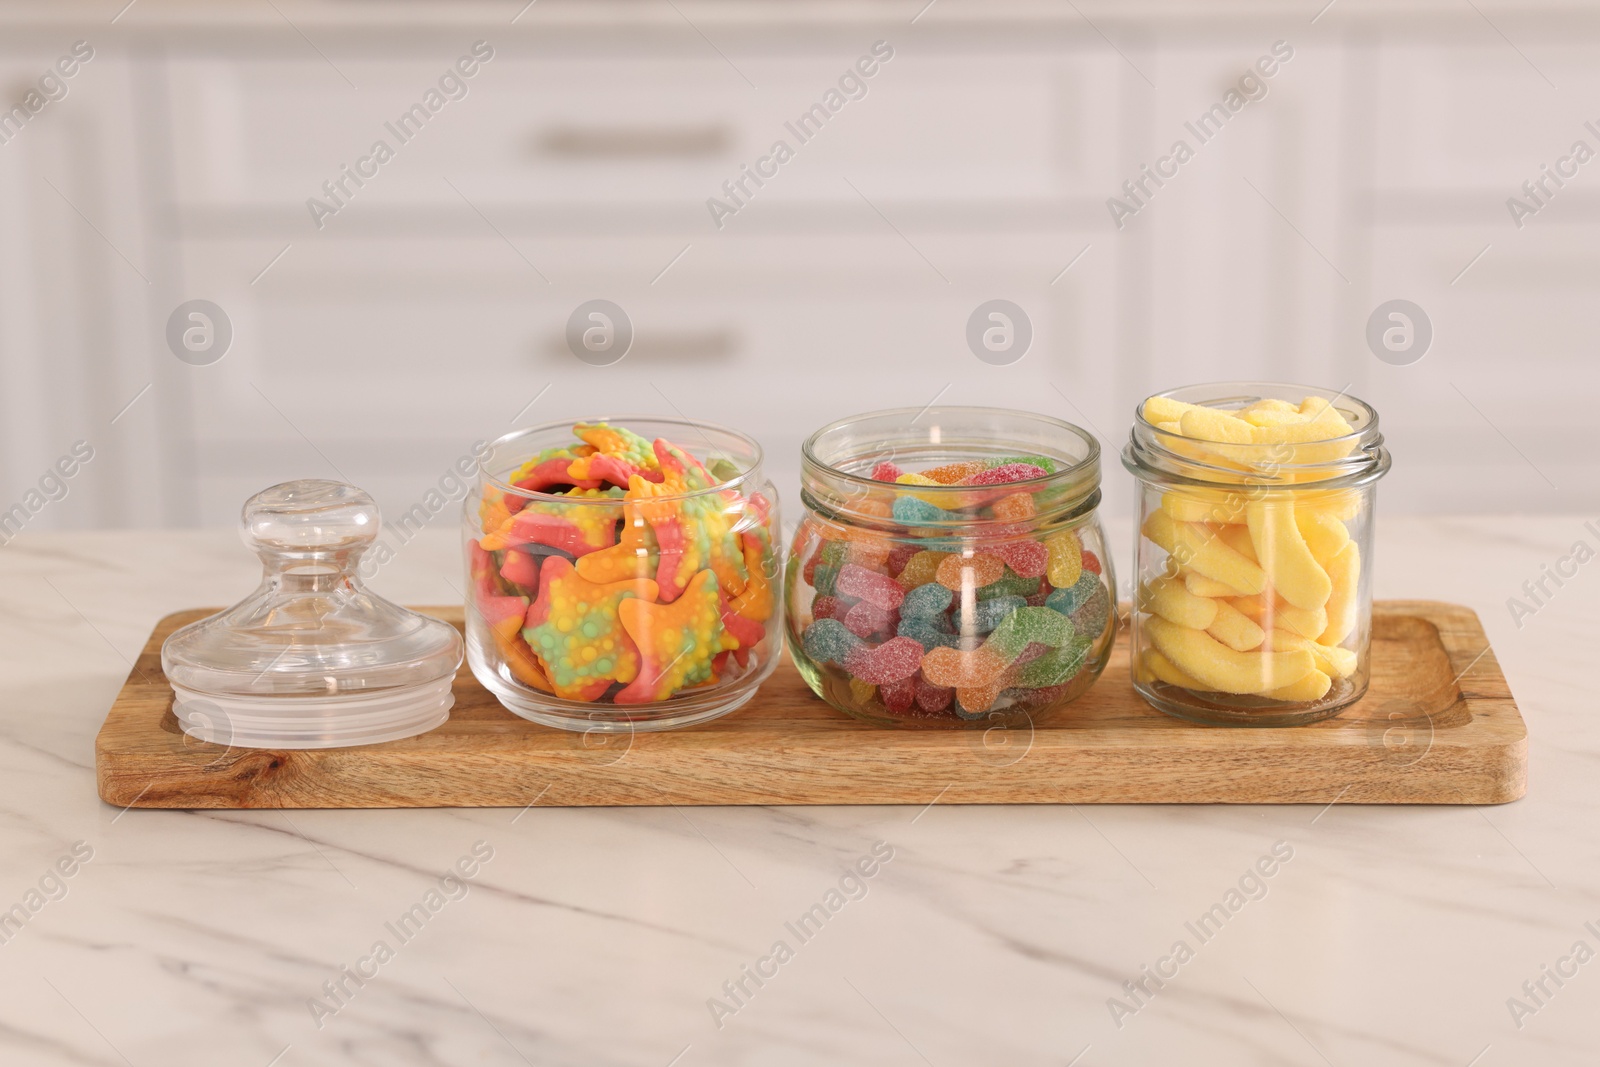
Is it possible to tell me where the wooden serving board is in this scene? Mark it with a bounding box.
[95,601,1525,808]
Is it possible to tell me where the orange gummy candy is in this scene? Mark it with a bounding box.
[935,552,1006,591]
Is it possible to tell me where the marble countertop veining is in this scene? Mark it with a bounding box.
[0,517,1595,1067]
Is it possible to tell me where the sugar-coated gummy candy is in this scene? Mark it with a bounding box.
[835,563,907,611]
[914,676,955,714]
[803,617,863,665]
[963,462,1049,486]
[1046,573,1102,616]
[811,595,842,621]
[989,538,1048,579]
[1007,636,1091,688]
[870,460,903,482]
[991,492,1037,522]
[1045,530,1083,589]
[886,542,919,578]
[896,550,950,590]
[844,636,925,685]
[920,461,986,484]
[880,673,917,714]
[899,582,954,618]
[891,494,950,526]
[935,552,1006,591]
[843,599,897,639]
[969,594,1026,635]
[1081,550,1102,575]
[1069,583,1111,637]
[985,606,1075,662]
[897,616,961,651]
[976,571,1041,601]
[848,677,877,705]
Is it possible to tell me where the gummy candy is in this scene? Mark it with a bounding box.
[988,538,1048,579]
[935,553,1006,591]
[615,569,737,703]
[963,462,1049,486]
[803,617,864,665]
[789,449,1114,722]
[895,550,950,590]
[842,599,897,639]
[899,582,954,618]
[896,616,961,652]
[892,495,949,525]
[870,460,903,481]
[914,676,955,714]
[524,558,658,701]
[472,421,776,706]
[967,594,1026,635]
[835,563,907,611]
[880,674,917,714]
[843,636,924,685]
[1045,530,1083,588]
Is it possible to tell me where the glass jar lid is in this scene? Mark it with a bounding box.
[161,480,464,749]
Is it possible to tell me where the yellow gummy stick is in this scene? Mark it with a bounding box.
[1180,407,1256,444]
[1264,668,1332,702]
[1145,615,1315,695]
[1217,522,1259,563]
[1139,575,1218,630]
[1246,501,1332,611]
[1183,569,1239,599]
[1263,628,1358,679]
[1295,507,1350,563]
[1142,648,1208,690]
[1206,597,1266,652]
[1160,489,1247,525]
[1319,541,1361,646]
[1229,594,1328,641]
[1142,511,1267,596]
[1143,396,1203,424]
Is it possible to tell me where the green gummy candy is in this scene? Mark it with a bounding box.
[985,606,1075,662]
[992,455,1058,474]
[1011,635,1091,688]
[977,570,1041,600]
[813,562,842,596]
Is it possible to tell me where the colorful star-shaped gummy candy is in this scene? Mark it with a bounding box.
[615,569,737,704]
[568,423,662,488]
[524,557,659,701]
[575,502,660,584]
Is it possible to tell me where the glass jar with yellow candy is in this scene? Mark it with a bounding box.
[1123,384,1390,726]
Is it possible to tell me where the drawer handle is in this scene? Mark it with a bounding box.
[536,125,730,159]
[547,328,738,361]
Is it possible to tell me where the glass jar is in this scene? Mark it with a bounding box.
[463,418,780,732]
[1123,383,1390,726]
[786,406,1116,727]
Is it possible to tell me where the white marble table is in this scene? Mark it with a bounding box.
[0,518,1594,1067]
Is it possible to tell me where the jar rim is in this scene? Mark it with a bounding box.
[1125,382,1389,490]
[801,405,1102,529]
[478,415,764,504]
[802,405,1101,492]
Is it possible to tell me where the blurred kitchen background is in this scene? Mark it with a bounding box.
[1,0,1595,544]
